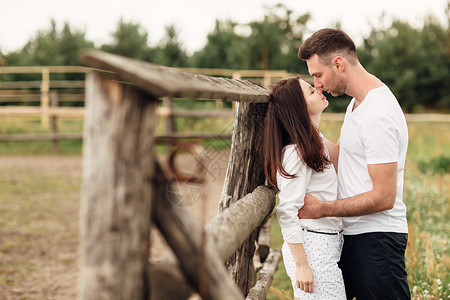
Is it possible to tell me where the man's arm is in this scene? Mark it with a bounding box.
[298,162,398,219]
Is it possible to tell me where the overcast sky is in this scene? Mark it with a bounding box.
[0,0,448,55]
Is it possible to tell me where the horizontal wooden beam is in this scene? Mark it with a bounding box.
[0,66,89,74]
[0,80,85,89]
[0,107,85,117]
[0,107,447,124]
[205,185,276,262]
[80,50,270,103]
[0,133,83,141]
[157,107,234,118]
[0,133,231,142]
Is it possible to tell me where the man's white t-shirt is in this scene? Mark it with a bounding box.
[338,85,409,235]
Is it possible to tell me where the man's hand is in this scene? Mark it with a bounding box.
[298,162,398,219]
[297,194,329,219]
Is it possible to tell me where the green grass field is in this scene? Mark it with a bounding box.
[0,113,448,299]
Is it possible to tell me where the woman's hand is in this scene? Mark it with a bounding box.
[296,263,314,293]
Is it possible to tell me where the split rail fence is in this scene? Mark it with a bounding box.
[78,49,283,300]
[1,65,449,153]
[0,65,303,151]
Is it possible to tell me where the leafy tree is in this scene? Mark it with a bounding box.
[191,4,310,73]
[246,3,310,73]
[2,20,93,82]
[101,19,151,61]
[151,25,189,67]
[359,15,450,112]
[3,20,93,67]
[0,50,6,66]
[191,20,250,69]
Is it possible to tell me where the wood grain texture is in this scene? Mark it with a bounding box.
[80,50,270,102]
[205,185,275,262]
[219,101,269,295]
[79,71,156,300]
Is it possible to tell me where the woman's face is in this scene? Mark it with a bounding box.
[299,79,329,116]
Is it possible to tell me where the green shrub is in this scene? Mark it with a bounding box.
[418,155,450,175]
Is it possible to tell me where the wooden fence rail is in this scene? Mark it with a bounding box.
[1,66,449,151]
[0,65,310,149]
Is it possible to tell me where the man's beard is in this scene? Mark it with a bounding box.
[329,76,347,97]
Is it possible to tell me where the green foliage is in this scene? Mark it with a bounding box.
[246,4,310,73]
[191,20,251,69]
[3,19,93,68]
[418,154,450,175]
[191,4,310,73]
[100,18,152,61]
[151,25,189,67]
[358,15,450,112]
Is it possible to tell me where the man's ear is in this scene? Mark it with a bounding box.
[333,56,345,71]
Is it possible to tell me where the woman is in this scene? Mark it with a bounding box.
[262,76,345,299]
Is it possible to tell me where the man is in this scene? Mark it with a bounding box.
[297,28,410,300]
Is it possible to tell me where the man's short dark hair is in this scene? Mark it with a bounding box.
[298,28,358,66]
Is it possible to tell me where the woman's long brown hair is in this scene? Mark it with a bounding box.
[262,76,330,190]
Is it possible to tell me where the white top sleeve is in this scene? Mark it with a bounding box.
[276,146,312,244]
[360,112,399,164]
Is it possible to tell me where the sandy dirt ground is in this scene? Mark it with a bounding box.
[0,149,229,299]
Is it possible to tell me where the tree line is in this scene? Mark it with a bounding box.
[1,3,449,112]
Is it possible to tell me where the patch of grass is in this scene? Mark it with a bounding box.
[0,161,81,298]
[0,140,83,155]
[418,154,450,175]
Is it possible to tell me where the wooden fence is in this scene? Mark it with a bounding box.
[1,65,449,151]
[0,65,309,148]
[77,49,281,299]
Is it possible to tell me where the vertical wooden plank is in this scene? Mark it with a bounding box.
[50,91,59,153]
[219,101,269,295]
[262,72,271,89]
[79,71,156,300]
[41,67,50,128]
[164,96,175,151]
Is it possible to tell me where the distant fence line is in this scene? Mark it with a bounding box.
[0,106,448,122]
[0,65,308,107]
[0,66,449,151]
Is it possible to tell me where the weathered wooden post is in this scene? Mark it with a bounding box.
[50,91,59,153]
[78,66,156,299]
[220,95,270,295]
[40,67,50,128]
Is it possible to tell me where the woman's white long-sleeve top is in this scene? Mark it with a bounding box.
[276,140,342,244]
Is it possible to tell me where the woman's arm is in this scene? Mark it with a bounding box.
[276,146,314,293]
[287,243,314,293]
[324,138,339,172]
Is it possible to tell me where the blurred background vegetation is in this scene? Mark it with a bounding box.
[0,2,449,112]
